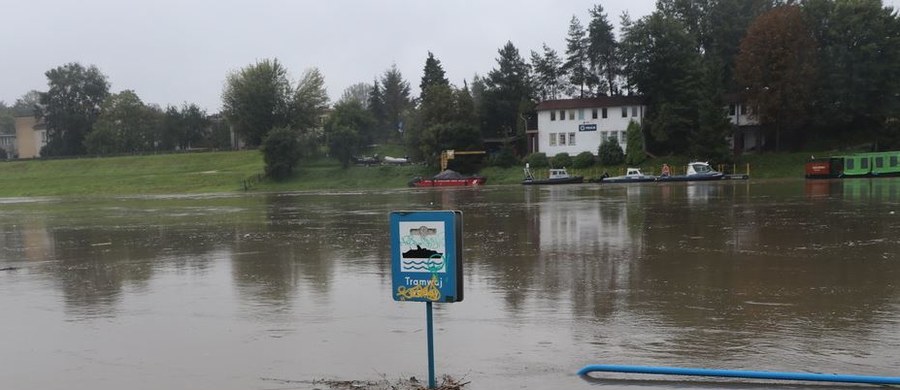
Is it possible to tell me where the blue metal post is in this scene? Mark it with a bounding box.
[577,364,900,385]
[426,302,436,389]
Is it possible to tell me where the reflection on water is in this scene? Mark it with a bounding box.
[1,182,899,389]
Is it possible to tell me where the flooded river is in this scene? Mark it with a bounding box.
[1,179,899,389]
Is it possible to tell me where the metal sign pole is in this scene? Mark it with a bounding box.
[426,301,436,389]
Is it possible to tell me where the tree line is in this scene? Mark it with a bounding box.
[4,0,899,176]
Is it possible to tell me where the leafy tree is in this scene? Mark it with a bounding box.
[803,0,900,148]
[587,4,619,96]
[261,127,301,180]
[624,120,646,165]
[161,103,210,151]
[367,79,387,142]
[562,16,591,97]
[325,100,373,167]
[598,138,625,165]
[573,151,596,168]
[550,152,572,168]
[12,90,43,117]
[292,67,329,132]
[414,81,483,169]
[420,52,449,103]
[483,41,532,141]
[530,44,565,101]
[38,62,110,156]
[736,5,817,151]
[488,146,519,168]
[620,12,704,155]
[0,102,14,134]
[380,64,412,143]
[526,152,549,168]
[86,90,156,155]
[222,59,292,147]
[339,82,372,108]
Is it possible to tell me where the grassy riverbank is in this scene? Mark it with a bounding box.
[0,149,815,197]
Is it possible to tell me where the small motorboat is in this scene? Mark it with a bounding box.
[593,167,658,184]
[656,161,725,182]
[522,164,584,185]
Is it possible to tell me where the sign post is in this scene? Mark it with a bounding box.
[390,211,463,389]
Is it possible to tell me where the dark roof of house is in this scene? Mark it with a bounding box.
[535,96,646,111]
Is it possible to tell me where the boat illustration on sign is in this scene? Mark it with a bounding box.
[401,245,445,273]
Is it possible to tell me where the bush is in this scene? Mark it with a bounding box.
[525,152,549,168]
[624,120,646,165]
[598,139,625,165]
[550,152,572,168]
[573,151,595,168]
[261,127,301,181]
[489,146,519,168]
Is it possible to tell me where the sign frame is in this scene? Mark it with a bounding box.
[389,210,463,303]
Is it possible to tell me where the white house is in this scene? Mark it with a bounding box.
[725,97,763,152]
[529,96,646,156]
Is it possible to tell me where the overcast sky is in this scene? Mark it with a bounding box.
[2,0,897,113]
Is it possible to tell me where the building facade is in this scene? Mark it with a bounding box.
[530,96,646,157]
[726,100,762,153]
[14,116,48,158]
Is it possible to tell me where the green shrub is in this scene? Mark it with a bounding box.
[550,152,572,168]
[526,152,549,168]
[573,151,595,168]
[261,127,301,181]
[624,120,646,165]
[598,139,625,165]
[489,146,519,168]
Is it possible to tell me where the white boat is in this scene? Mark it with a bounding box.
[595,167,658,183]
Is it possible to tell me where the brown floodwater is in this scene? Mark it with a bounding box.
[1,179,899,389]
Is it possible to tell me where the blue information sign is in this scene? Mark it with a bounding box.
[390,210,463,303]
[579,123,597,131]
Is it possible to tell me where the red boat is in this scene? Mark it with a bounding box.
[408,170,487,187]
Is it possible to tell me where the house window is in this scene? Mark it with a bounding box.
[876,157,884,168]
[621,107,627,117]
[551,111,556,121]
[891,156,898,167]
[620,131,626,140]
[568,111,575,120]
[578,109,585,120]
[632,106,638,117]
[560,110,565,120]
[861,158,869,169]
[559,133,566,145]
[568,132,576,145]
[729,104,736,116]
[741,104,749,115]
[602,108,607,118]
[592,109,598,119]
[601,131,607,141]
[549,133,557,146]
[846,159,855,170]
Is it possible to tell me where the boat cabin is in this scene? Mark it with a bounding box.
[625,168,644,176]
[687,162,716,175]
[548,168,571,179]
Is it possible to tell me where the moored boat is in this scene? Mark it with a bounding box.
[805,151,900,179]
[522,165,584,185]
[657,161,726,182]
[593,167,658,183]
[409,169,487,187]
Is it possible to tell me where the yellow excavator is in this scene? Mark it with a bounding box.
[439,150,486,171]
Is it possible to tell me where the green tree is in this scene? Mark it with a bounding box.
[261,127,301,180]
[38,62,110,156]
[803,0,900,148]
[530,44,565,101]
[587,4,619,96]
[12,90,43,117]
[420,52,449,103]
[0,102,14,134]
[620,12,704,154]
[736,5,817,151]
[222,59,292,147]
[562,16,591,97]
[339,82,372,108]
[550,152,572,168]
[367,78,387,142]
[598,138,625,165]
[292,67,329,132]
[161,103,210,150]
[573,151,596,168]
[86,90,156,155]
[483,41,532,141]
[624,120,646,165]
[325,100,373,167]
[380,64,411,143]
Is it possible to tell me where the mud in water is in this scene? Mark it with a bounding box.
[1,179,899,389]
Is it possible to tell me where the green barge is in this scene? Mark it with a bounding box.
[805,151,900,179]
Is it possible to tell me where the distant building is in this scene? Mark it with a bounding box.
[14,116,48,158]
[0,133,15,158]
[530,96,646,156]
[725,97,762,153]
